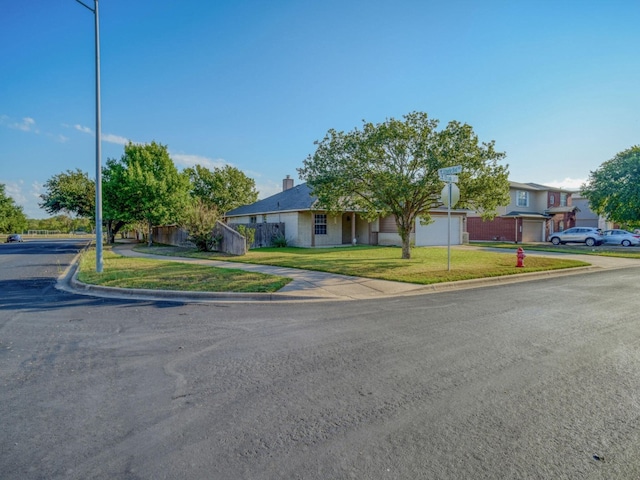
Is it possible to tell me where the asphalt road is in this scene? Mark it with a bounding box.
[2,239,640,479]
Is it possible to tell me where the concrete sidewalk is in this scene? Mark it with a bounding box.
[60,243,640,303]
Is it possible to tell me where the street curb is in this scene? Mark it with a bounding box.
[56,256,325,303]
[55,241,640,303]
[56,260,605,304]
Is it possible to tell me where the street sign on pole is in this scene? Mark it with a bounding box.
[438,165,462,181]
[441,182,460,208]
[438,165,462,271]
[442,174,458,184]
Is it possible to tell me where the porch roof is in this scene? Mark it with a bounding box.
[503,211,551,219]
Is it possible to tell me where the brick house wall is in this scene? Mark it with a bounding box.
[467,217,519,242]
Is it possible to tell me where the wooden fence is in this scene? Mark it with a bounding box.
[151,222,285,255]
[228,222,285,249]
[152,225,192,246]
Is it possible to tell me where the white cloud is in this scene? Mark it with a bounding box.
[74,124,93,134]
[15,117,38,132]
[31,181,43,197]
[102,133,129,145]
[74,125,130,145]
[171,153,229,170]
[0,179,50,218]
[544,177,587,190]
[1,115,38,133]
[255,180,281,199]
[3,180,27,204]
[46,132,69,143]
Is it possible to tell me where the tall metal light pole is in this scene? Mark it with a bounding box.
[75,0,103,272]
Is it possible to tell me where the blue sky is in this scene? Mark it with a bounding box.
[1,0,639,218]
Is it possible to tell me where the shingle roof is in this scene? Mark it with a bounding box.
[509,181,574,193]
[226,183,317,216]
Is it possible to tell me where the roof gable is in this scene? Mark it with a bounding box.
[227,183,317,216]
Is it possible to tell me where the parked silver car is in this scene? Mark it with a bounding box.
[548,227,604,246]
[602,229,640,246]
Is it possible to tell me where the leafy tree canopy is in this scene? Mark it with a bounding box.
[185,164,258,214]
[581,145,640,228]
[298,111,510,258]
[0,183,28,233]
[39,169,95,219]
[104,141,190,245]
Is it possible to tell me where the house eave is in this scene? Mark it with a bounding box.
[502,211,551,219]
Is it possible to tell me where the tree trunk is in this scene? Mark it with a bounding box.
[110,220,125,244]
[401,237,411,259]
[106,221,114,244]
[398,225,412,259]
[147,220,153,247]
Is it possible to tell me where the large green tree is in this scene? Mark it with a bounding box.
[298,112,510,259]
[581,146,640,229]
[104,141,190,245]
[0,183,28,233]
[102,162,134,244]
[39,169,95,219]
[185,164,258,214]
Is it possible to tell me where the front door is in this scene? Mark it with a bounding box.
[342,213,352,244]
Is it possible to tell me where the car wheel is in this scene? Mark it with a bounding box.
[585,238,596,247]
[551,237,561,245]
[622,239,631,247]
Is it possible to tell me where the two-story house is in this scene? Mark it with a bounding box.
[467,182,577,243]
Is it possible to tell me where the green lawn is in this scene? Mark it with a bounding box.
[77,248,292,292]
[134,244,590,285]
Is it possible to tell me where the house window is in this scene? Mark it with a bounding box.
[314,214,327,235]
[249,216,257,224]
[262,214,267,223]
[549,194,555,206]
[560,193,567,206]
[516,190,529,207]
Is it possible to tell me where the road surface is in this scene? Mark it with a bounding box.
[1,239,640,479]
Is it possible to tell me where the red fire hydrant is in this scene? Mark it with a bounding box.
[516,247,526,268]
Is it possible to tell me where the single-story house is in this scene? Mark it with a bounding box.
[225,176,467,247]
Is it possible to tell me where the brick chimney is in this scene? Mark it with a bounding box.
[283,175,294,191]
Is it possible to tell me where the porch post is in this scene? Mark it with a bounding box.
[311,212,315,247]
[352,211,357,245]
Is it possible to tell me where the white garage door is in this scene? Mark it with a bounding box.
[415,215,461,246]
[522,220,543,242]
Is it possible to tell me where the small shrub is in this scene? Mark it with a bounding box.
[271,233,288,248]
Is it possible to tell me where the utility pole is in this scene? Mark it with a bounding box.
[75,0,103,272]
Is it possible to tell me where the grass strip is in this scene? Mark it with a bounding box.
[77,248,292,293]
[134,244,589,285]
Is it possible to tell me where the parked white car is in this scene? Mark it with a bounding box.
[602,229,640,246]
